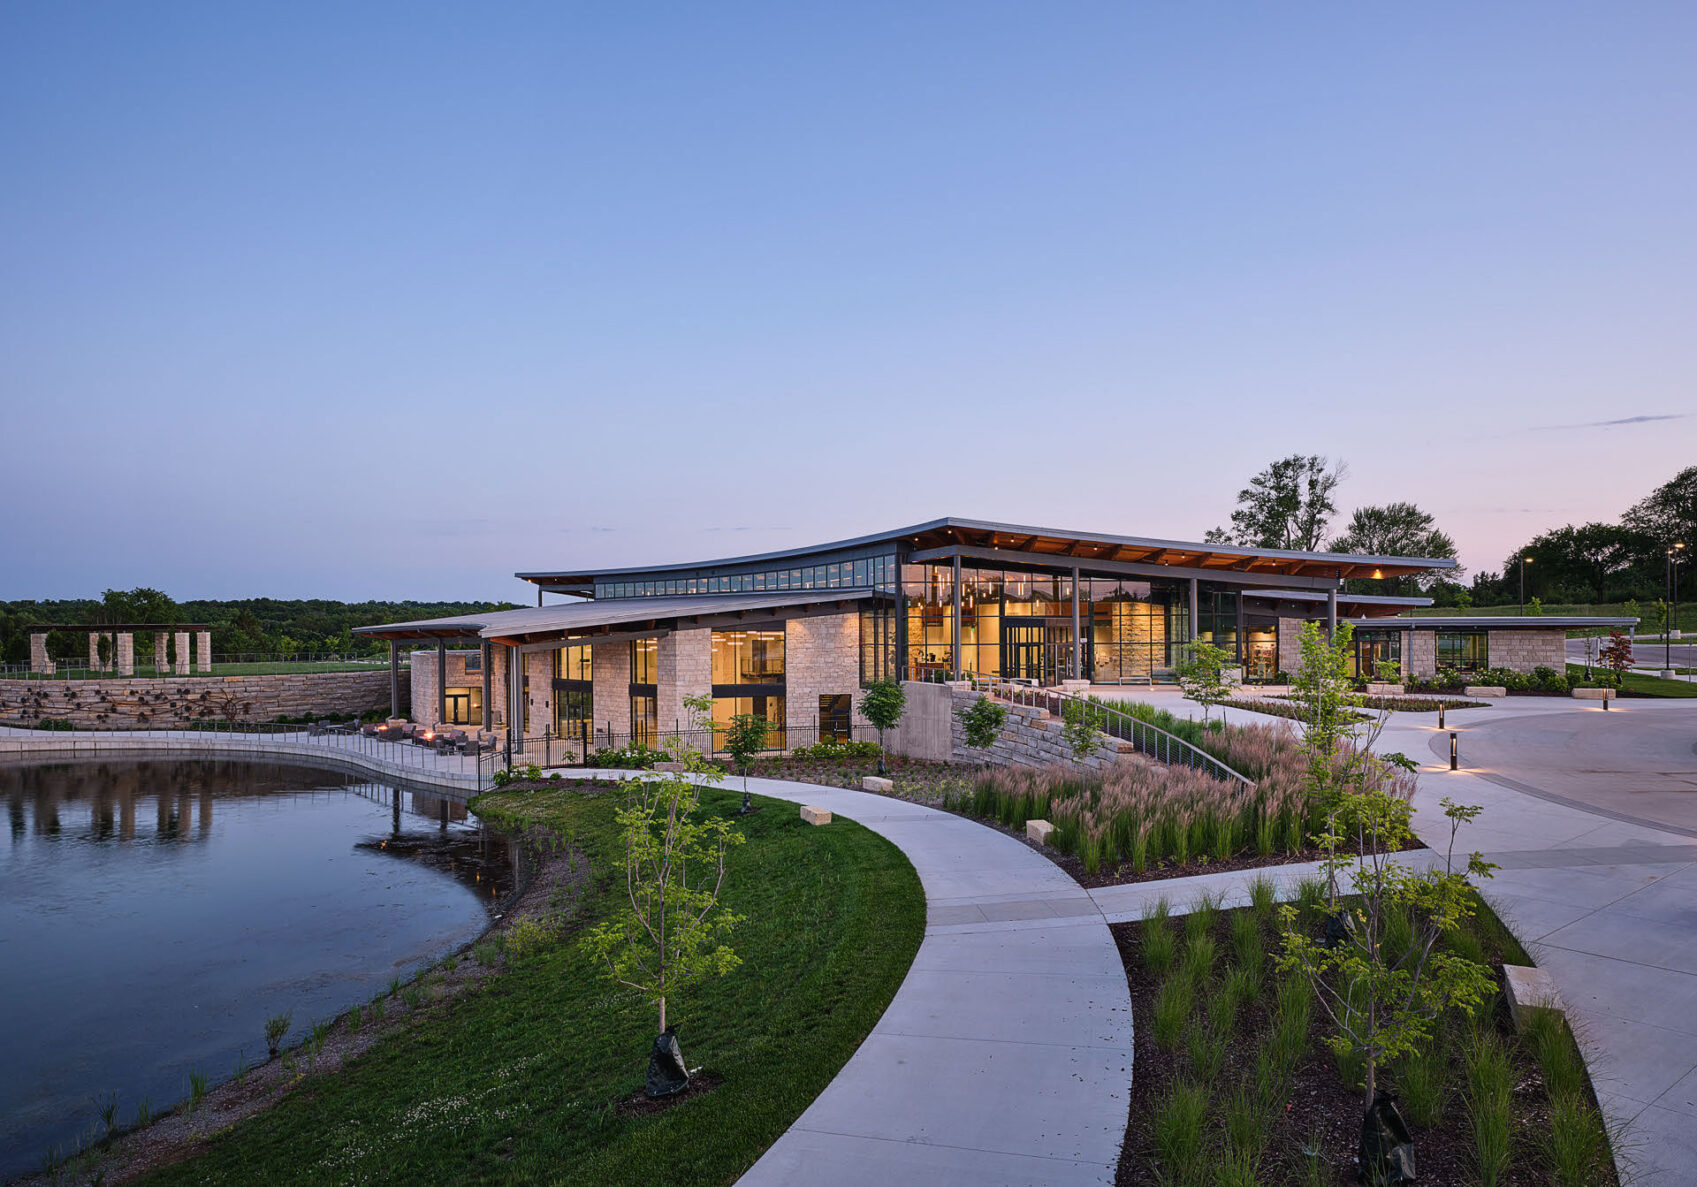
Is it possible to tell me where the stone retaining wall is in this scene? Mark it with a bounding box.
[0,670,406,730]
[886,681,1131,771]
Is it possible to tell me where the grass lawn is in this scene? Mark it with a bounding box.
[139,780,924,1187]
[1565,664,1697,698]
[1116,883,1616,1185]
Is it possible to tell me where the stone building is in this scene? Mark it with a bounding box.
[357,515,1632,746]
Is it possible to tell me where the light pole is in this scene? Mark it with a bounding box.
[1669,543,1687,673]
[1519,555,1534,616]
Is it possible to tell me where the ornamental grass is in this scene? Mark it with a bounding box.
[948,720,1409,874]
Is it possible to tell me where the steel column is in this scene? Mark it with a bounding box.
[480,640,492,732]
[437,638,447,726]
[1188,578,1199,648]
[389,641,399,718]
[1071,565,1082,679]
[507,642,524,749]
[952,554,963,679]
[1327,586,1338,636]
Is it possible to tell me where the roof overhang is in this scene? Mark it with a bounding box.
[1344,616,1640,630]
[354,589,885,645]
[514,515,1457,589]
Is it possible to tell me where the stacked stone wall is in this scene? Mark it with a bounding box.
[591,642,632,737]
[1486,628,1567,673]
[785,612,868,740]
[0,670,406,730]
[946,688,1136,772]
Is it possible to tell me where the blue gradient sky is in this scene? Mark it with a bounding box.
[3,3,1693,601]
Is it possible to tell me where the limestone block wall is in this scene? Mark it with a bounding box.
[1486,628,1567,673]
[591,641,632,737]
[658,628,712,735]
[884,681,1131,772]
[1407,631,1437,678]
[524,651,552,738]
[785,611,867,739]
[1277,617,1305,676]
[0,670,406,730]
[408,649,489,726]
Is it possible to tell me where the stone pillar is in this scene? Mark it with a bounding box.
[115,633,135,676]
[591,640,632,742]
[89,633,103,672]
[155,632,170,674]
[196,631,212,673]
[173,631,191,676]
[29,633,54,675]
[657,628,713,751]
[526,650,553,739]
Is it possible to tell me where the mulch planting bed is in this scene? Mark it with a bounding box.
[615,1072,723,1118]
[1112,898,1617,1186]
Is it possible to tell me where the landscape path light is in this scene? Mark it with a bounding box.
[1449,731,1459,771]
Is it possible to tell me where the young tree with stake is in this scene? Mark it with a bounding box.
[858,679,906,775]
[581,737,745,1096]
[723,711,770,814]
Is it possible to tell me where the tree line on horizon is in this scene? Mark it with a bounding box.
[0,593,517,666]
[1205,455,1695,607]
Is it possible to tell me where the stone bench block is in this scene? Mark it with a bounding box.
[1026,818,1055,845]
[1463,686,1508,698]
[1364,683,1405,696]
[862,775,893,792]
[1504,964,1562,1033]
[800,804,832,826]
[1571,687,1616,700]
[653,761,686,771]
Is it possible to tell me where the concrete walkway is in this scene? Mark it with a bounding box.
[563,773,1135,1187]
[1102,688,1697,1186]
[0,723,482,794]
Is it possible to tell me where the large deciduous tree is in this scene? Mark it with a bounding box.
[1503,523,1660,604]
[1623,465,1697,547]
[1330,503,1461,593]
[1206,455,1347,551]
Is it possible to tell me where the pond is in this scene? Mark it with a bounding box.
[0,757,510,1180]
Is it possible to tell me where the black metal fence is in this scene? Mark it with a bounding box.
[971,677,1254,790]
[480,721,877,785]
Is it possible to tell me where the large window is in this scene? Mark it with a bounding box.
[1435,630,1488,672]
[629,639,658,744]
[553,644,592,740]
[1091,578,1186,682]
[710,694,786,752]
[712,629,785,685]
[596,553,896,600]
[819,694,852,743]
[1353,630,1402,679]
[859,604,896,686]
[630,695,657,745]
[631,638,656,685]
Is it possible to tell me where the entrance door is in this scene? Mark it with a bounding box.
[1001,620,1087,684]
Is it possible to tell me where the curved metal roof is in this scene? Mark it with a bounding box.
[515,516,1455,588]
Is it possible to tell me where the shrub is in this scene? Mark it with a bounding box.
[504,915,555,960]
[588,743,667,769]
[788,740,881,761]
[957,695,1009,749]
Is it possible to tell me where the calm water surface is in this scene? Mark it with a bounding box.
[0,758,507,1180]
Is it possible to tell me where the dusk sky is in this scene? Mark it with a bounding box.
[3,3,1693,603]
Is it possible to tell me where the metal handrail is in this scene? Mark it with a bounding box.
[968,675,1255,792]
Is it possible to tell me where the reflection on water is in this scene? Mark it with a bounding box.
[0,758,510,1180]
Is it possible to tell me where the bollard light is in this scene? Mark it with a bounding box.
[1449,731,1459,770]
[1603,696,1610,711]
[1438,704,1446,730]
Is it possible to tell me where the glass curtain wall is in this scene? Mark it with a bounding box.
[1195,586,1240,663]
[553,644,592,741]
[899,564,1193,683]
[859,603,896,686]
[629,639,658,744]
[710,629,786,750]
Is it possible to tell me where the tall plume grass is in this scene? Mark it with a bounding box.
[947,718,1411,872]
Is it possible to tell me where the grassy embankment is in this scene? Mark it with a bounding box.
[141,781,924,1187]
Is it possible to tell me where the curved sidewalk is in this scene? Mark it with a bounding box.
[564,772,1133,1186]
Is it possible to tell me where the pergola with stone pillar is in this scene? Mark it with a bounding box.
[25,624,213,676]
